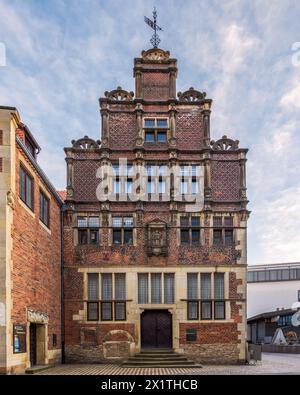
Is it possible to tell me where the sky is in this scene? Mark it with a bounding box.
[0,0,300,266]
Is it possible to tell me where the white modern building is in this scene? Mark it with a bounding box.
[247,263,300,318]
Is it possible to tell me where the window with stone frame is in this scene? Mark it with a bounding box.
[213,216,234,246]
[87,273,126,322]
[147,165,168,197]
[19,164,34,211]
[77,215,100,245]
[39,189,50,228]
[180,165,199,196]
[112,216,133,245]
[180,215,201,246]
[144,118,169,143]
[138,273,175,305]
[112,164,133,195]
[187,272,226,321]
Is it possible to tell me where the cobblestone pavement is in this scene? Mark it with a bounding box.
[37,353,300,375]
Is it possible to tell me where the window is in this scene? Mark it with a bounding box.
[112,216,133,245]
[114,274,126,320]
[164,274,175,304]
[180,165,199,197]
[213,216,234,246]
[101,274,112,320]
[52,334,57,347]
[87,273,99,321]
[39,190,50,227]
[20,165,34,210]
[214,273,225,320]
[87,273,126,322]
[187,273,226,321]
[147,165,168,197]
[186,328,197,342]
[201,274,212,320]
[144,118,169,143]
[298,290,300,302]
[77,215,100,245]
[112,165,133,195]
[180,216,200,246]
[187,274,198,320]
[151,274,162,304]
[138,274,149,304]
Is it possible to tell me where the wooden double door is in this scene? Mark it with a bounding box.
[141,310,172,349]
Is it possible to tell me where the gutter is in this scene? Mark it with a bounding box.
[61,204,66,364]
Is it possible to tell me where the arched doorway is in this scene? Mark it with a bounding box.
[141,310,172,349]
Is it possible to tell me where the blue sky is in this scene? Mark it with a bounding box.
[0,0,300,265]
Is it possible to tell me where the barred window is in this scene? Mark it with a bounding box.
[138,274,149,304]
[164,274,175,304]
[151,274,162,304]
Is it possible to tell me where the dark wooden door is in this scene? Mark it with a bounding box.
[141,310,172,349]
[29,324,37,367]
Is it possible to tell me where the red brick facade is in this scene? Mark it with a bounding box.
[63,48,249,364]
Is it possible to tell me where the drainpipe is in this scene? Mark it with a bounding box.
[60,204,66,364]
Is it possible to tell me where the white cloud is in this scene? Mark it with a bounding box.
[280,82,300,109]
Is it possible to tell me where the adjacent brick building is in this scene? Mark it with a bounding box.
[0,107,63,374]
[63,48,250,364]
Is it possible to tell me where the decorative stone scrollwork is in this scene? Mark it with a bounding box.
[177,87,207,102]
[27,309,49,324]
[210,135,240,151]
[147,219,168,257]
[71,136,101,150]
[104,86,134,101]
[7,190,15,210]
[141,48,170,61]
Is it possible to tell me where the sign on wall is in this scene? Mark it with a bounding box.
[13,324,26,354]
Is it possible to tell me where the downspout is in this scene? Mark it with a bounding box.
[61,204,66,364]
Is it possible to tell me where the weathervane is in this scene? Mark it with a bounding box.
[144,7,163,48]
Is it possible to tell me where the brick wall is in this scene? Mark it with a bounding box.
[11,147,62,353]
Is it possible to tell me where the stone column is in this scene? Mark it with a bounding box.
[169,70,177,99]
[66,158,74,200]
[169,105,176,139]
[204,157,212,200]
[239,151,247,201]
[135,71,142,99]
[202,108,211,146]
[101,108,109,145]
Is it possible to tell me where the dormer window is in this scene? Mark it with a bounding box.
[144,118,169,143]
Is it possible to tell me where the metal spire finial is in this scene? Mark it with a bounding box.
[144,7,163,48]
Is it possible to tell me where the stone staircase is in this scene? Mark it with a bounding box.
[122,349,202,368]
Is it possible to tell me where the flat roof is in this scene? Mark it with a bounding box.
[248,262,300,271]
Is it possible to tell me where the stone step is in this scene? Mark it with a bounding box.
[129,355,187,361]
[123,360,195,367]
[123,363,202,368]
[140,349,174,354]
[25,365,50,374]
[127,357,189,362]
